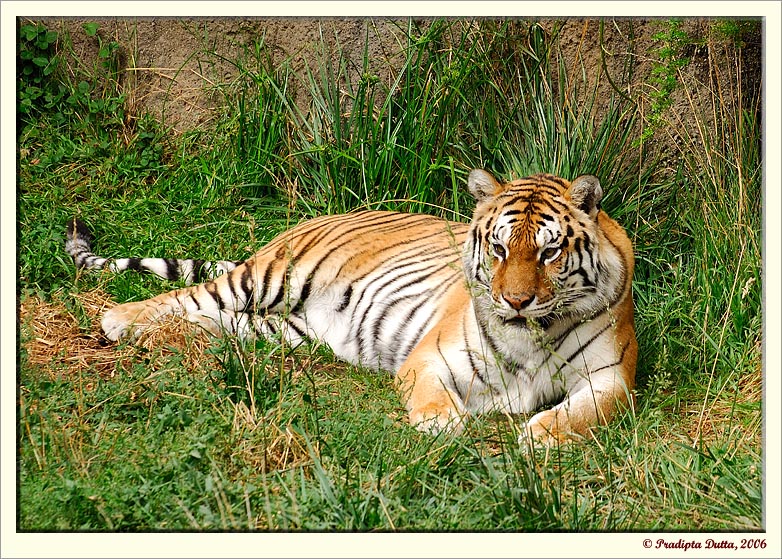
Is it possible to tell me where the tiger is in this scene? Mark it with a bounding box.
[66,170,637,446]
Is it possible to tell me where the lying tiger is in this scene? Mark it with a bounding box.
[66,170,637,446]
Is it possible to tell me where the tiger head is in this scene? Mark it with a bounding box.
[463,170,628,333]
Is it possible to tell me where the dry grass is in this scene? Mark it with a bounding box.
[232,401,313,474]
[19,289,217,379]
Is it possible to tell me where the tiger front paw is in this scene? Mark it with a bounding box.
[409,403,467,436]
[519,408,571,448]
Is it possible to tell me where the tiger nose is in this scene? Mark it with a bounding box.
[503,293,534,310]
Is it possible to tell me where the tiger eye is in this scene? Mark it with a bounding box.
[540,247,560,262]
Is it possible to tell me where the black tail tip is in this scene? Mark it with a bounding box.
[65,218,92,244]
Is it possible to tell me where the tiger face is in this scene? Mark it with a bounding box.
[463,170,624,332]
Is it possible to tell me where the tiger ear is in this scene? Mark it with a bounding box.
[468,169,503,201]
[567,175,604,218]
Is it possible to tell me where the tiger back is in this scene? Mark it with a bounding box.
[68,170,636,446]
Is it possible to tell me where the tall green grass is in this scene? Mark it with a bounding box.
[17,18,762,533]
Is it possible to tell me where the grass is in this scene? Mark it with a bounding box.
[16,18,763,534]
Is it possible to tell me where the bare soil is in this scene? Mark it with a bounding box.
[30,17,761,159]
[41,17,416,132]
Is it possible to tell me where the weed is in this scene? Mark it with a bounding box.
[636,19,693,146]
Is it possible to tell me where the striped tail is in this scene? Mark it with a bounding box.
[65,218,241,285]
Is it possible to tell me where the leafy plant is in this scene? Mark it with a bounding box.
[18,21,127,142]
[17,23,65,124]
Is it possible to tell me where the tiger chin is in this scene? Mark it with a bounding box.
[67,169,637,448]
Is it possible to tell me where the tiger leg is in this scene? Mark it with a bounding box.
[521,367,635,446]
[102,259,263,341]
[394,343,468,435]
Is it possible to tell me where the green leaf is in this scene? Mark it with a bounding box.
[32,57,48,68]
[83,22,99,37]
[21,25,39,41]
[42,59,56,76]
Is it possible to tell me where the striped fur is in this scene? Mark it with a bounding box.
[69,170,637,446]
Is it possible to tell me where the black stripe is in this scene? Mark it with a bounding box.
[240,266,255,313]
[204,281,225,310]
[536,197,571,214]
[435,332,465,403]
[227,271,244,310]
[370,293,421,357]
[463,314,488,387]
[165,258,180,280]
[392,306,437,369]
[266,259,289,310]
[366,257,457,328]
[284,315,306,339]
[291,273,313,314]
[582,233,592,253]
[478,319,502,359]
[336,284,353,313]
[394,273,463,366]
[256,260,275,309]
[540,174,569,189]
[192,260,206,282]
[468,227,483,279]
[570,266,595,288]
[346,241,460,323]
[335,215,452,277]
[291,212,435,270]
[497,187,563,206]
[267,283,286,310]
[71,250,97,268]
[554,320,613,373]
[536,315,553,330]
[589,339,631,375]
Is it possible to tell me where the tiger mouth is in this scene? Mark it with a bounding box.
[502,314,553,329]
[504,316,528,327]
